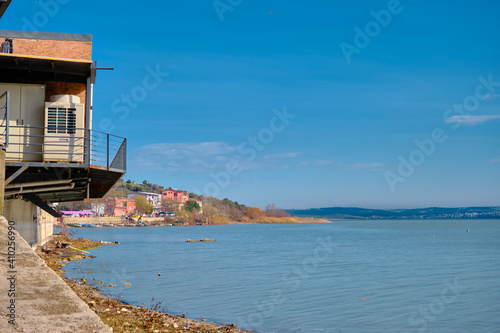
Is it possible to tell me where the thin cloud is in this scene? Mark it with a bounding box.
[487,159,500,163]
[130,142,385,175]
[346,162,385,170]
[445,114,500,126]
[129,142,241,174]
[129,142,304,174]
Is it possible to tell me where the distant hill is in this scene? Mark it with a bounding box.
[286,206,500,220]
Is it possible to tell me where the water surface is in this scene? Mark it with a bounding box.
[64,220,500,332]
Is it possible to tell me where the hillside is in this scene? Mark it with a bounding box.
[287,206,500,220]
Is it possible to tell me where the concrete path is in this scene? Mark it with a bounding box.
[0,216,112,333]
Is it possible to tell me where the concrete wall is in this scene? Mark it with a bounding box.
[3,198,53,247]
[37,207,54,247]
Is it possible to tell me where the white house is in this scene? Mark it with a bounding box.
[127,192,162,211]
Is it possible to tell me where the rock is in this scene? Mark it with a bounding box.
[108,284,113,287]
[103,308,110,313]
[88,301,96,307]
[77,261,81,264]
[158,273,161,276]
[153,330,160,333]
[124,283,131,286]
[98,280,103,284]
[121,308,129,312]
[123,322,130,327]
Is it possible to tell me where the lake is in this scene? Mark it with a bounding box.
[63,220,500,332]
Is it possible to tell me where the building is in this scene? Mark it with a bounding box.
[0,2,126,246]
[106,198,136,217]
[162,189,189,203]
[127,192,162,210]
[59,211,94,217]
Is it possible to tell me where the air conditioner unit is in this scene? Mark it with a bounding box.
[43,95,85,163]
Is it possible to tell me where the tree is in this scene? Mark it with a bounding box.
[265,204,290,218]
[134,196,153,215]
[185,201,201,213]
[85,198,106,216]
[161,199,181,212]
[245,207,266,219]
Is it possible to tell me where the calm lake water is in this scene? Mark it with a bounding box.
[63,220,500,333]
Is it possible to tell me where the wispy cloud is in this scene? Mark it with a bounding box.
[445,114,500,126]
[129,142,240,174]
[129,141,384,175]
[129,142,303,174]
[346,162,385,171]
[487,159,500,163]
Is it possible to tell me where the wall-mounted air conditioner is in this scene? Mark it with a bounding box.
[43,95,85,163]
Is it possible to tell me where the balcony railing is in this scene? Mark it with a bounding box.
[0,124,126,173]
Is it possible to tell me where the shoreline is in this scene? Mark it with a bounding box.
[57,216,331,228]
[38,232,250,333]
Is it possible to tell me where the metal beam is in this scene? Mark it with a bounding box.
[5,165,28,185]
[5,162,87,168]
[0,0,12,19]
[21,193,61,218]
[5,183,75,196]
[5,179,72,189]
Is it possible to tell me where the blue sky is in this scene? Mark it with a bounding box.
[2,0,500,209]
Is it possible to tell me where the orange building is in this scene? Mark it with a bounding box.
[106,198,136,216]
[162,189,189,203]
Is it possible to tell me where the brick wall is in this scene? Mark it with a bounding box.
[44,81,86,104]
[1,37,92,60]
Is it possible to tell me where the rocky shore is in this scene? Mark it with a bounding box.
[38,232,250,333]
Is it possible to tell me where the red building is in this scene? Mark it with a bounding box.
[106,198,136,216]
[162,189,189,203]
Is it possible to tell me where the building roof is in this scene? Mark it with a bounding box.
[0,0,12,20]
[162,189,186,193]
[0,30,92,41]
[0,53,93,84]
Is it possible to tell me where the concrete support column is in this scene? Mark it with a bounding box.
[3,198,37,246]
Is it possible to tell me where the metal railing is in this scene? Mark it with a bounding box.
[0,90,9,148]
[0,124,126,172]
[90,129,127,171]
